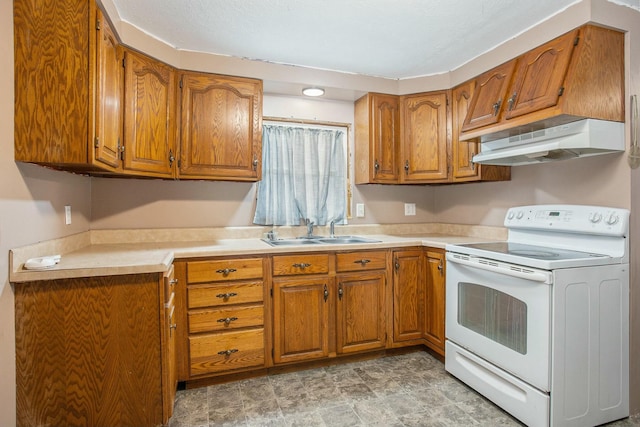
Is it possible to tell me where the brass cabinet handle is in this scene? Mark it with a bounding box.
[394,259,400,272]
[216,268,237,276]
[438,261,444,275]
[169,323,177,330]
[323,284,329,302]
[374,159,379,175]
[354,259,371,266]
[338,285,343,300]
[404,160,409,174]
[217,349,239,356]
[169,149,175,166]
[215,292,238,299]
[217,317,238,325]
[169,278,178,285]
[253,156,259,171]
[292,263,311,269]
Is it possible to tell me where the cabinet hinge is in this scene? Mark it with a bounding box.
[94,137,99,148]
[122,57,126,68]
[271,348,274,358]
[96,18,101,31]
[177,159,182,168]
[179,78,183,89]
[574,36,580,46]
[270,288,273,297]
[558,87,565,97]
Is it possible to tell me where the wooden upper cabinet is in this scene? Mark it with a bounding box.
[460,25,624,140]
[178,72,263,181]
[461,60,516,133]
[451,81,511,182]
[400,91,449,183]
[123,49,177,177]
[354,93,400,184]
[14,0,123,172]
[504,29,578,120]
[94,9,123,169]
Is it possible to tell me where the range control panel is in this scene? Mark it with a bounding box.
[504,205,629,236]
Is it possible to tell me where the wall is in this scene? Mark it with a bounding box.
[0,0,93,425]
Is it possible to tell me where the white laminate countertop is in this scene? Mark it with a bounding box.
[9,226,505,283]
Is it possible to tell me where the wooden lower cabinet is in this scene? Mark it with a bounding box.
[336,271,387,354]
[183,257,267,378]
[14,271,175,427]
[272,276,330,364]
[392,249,424,343]
[423,249,446,355]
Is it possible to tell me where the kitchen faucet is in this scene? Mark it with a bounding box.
[330,220,335,238]
[305,219,315,238]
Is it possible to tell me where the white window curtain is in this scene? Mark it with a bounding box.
[253,124,346,226]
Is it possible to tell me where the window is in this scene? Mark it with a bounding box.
[253,121,348,226]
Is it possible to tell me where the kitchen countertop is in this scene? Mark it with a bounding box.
[9,225,505,283]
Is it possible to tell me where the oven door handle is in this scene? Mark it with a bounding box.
[446,253,551,283]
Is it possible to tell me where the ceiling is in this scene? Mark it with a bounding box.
[110,0,638,80]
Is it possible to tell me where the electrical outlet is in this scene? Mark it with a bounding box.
[356,203,365,217]
[404,203,416,216]
[65,205,72,225]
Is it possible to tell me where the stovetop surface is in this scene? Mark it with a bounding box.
[449,241,612,270]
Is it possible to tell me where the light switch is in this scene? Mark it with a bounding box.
[65,205,72,225]
[356,203,365,217]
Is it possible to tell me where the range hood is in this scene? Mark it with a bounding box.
[472,119,625,166]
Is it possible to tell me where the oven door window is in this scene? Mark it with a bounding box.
[458,282,527,354]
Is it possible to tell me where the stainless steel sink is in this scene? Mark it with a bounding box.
[262,236,380,246]
[317,236,381,244]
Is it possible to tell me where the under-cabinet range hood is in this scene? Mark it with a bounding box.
[472,119,625,166]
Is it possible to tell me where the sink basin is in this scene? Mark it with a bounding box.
[262,236,380,246]
[317,236,381,244]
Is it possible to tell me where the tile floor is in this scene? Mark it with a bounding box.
[167,351,640,427]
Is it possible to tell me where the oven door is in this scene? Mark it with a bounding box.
[445,252,552,392]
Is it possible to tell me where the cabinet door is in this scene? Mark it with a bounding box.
[461,61,516,132]
[94,9,123,169]
[401,91,449,182]
[451,82,480,180]
[423,250,445,355]
[392,250,424,342]
[273,277,330,364]
[179,72,262,181]
[336,272,386,354]
[123,50,176,177]
[371,94,400,183]
[504,30,578,120]
[163,268,177,422]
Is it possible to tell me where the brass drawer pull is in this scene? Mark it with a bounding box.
[169,278,178,285]
[215,292,238,299]
[292,263,311,269]
[354,259,371,266]
[215,268,237,276]
[217,349,239,356]
[217,317,238,325]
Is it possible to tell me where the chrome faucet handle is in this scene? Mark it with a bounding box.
[306,221,315,237]
[329,220,335,238]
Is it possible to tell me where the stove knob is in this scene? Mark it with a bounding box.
[605,213,619,225]
[507,211,515,220]
[589,212,602,223]
[516,211,524,219]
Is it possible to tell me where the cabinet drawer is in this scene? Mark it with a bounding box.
[188,281,263,309]
[189,329,264,376]
[272,254,329,276]
[187,258,263,283]
[336,251,387,272]
[188,305,264,334]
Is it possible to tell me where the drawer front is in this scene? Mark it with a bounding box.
[188,305,264,334]
[188,281,263,309]
[189,329,264,376]
[187,258,264,283]
[272,254,329,276]
[336,251,387,272]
